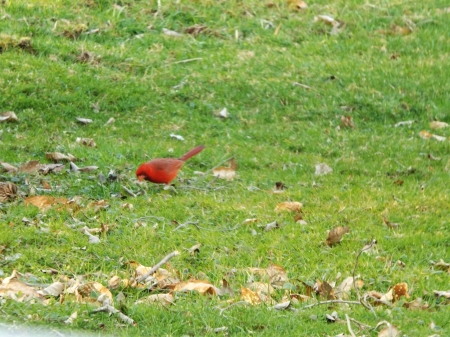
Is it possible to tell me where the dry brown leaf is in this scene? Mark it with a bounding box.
[248,264,288,286]
[433,290,450,299]
[39,163,65,175]
[0,111,18,122]
[18,160,42,174]
[0,182,18,202]
[378,324,400,337]
[37,281,65,297]
[76,117,93,125]
[0,162,18,173]
[275,201,303,212]
[76,137,97,147]
[419,130,432,139]
[340,115,355,128]
[108,276,121,290]
[403,298,429,311]
[172,280,218,295]
[135,293,174,306]
[287,0,308,10]
[314,279,336,300]
[213,158,237,180]
[46,152,76,163]
[391,282,409,300]
[240,286,262,305]
[70,162,98,172]
[75,281,113,304]
[24,195,70,212]
[0,270,46,303]
[264,220,279,231]
[431,259,450,272]
[430,121,449,129]
[185,24,208,36]
[87,199,109,212]
[315,163,333,175]
[383,216,399,229]
[326,226,350,246]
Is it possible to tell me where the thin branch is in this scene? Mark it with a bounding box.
[300,299,363,310]
[217,301,249,315]
[172,221,199,232]
[163,58,203,67]
[137,250,180,282]
[352,239,377,316]
[345,314,357,337]
[92,304,136,326]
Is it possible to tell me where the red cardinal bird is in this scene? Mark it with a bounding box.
[136,145,205,184]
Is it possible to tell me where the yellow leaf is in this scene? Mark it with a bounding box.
[275,201,303,212]
[240,286,261,305]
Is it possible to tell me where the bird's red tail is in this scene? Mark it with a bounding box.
[179,145,205,161]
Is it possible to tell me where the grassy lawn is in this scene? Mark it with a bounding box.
[0,0,449,336]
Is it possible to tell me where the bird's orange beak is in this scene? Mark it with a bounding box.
[137,175,145,181]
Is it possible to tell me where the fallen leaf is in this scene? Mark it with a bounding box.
[248,265,288,286]
[0,162,18,173]
[273,300,291,310]
[172,280,219,295]
[64,311,78,325]
[185,24,208,36]
[135,293,174,306]
[105,117,115,125]
[430,121,449,129]
[431,259,450,272]
[264,220,279,231]
[169,133,185,141]
[240,286,262,305]
[314,280,336,300]
[214,107,230,119]
[340,115,355,128]
[378,324,400,337]
[403,298,429,311]
[433,290,450,299]
[213,158,237,181]
[25,195,69,212]
[0,111,18,122]
[243,218,258,224]
[315,163,333,175]
[162,28,183,37]
[294,213,307,225]
[0,182,18,202]
[76,137,97,147]
[394,120,414,127]
[325,226,350,246]
[275,201,303,212]
[39,163,65,175]
[0,270,46,303]
[83,226,101,244]
[383,216,399,229]
[18,160,42,174]
[391,282,409,300]
[70,162,98,172]
[76,117,93,125]
[75,281,113,304]
[37,282,65,297]
[46,152,76,163]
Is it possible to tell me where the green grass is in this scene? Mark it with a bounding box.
[1,0,449,336]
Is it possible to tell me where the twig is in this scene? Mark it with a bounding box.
[300,299,363,310]
[292,82,313,90]
[172,221,199,232]
[122,185,137,197]
[352,240,377,316]
[348,316,372,330]
[92,304,136,326]
[137,250,180,282]
[345,314,357,337]
[163,58,203,67]
[217,301,248,315]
